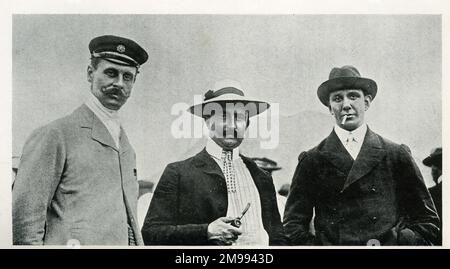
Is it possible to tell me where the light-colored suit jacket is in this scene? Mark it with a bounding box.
[13,104,142,245]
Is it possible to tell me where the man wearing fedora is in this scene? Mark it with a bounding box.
[423,147,442,244]
[283,65,439,245]
[252,157,288,218]
[142,80,286,245]
[13,35,148,245]
[252,157,282,176]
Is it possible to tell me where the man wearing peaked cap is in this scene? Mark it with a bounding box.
[13,35,149,245]
[142,79,286,246]
[284,65,439,246]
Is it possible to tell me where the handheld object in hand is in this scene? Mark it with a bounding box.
[230,203,251,228]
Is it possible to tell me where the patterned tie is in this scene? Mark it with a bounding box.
[222,150,237,193]
[345,133,358,159]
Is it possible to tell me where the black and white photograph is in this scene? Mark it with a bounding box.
[1,0,448,250]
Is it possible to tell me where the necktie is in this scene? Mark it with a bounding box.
[222,150,237,193]
[345,133,358,159]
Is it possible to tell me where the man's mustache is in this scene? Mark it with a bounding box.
[101,86,129,97]
[210,124,244,138]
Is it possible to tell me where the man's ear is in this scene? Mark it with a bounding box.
[245,111,250,129]
[364,94,372,111]
[328,105,334,115]
[87,65,94,83]
[203,116,212,129]
[133,67,139,82]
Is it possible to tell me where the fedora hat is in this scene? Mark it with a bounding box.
[317,65,377,106]
[188,79,270,118]
[423,147,442,167]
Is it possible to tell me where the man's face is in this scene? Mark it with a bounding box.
[206,104,249,151]
[87,59,137,110]
[431,165,442,182]
[329,89,371,131]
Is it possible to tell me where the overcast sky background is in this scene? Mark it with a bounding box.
[12,14,441,188]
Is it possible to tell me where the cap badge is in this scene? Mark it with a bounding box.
[117,44,126,53]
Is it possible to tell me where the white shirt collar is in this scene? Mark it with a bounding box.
[206,137,240,160]
[334,123,367,145]
[85,93,122,148]
[85,93,120,121]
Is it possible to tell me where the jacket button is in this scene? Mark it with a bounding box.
[330,221,335,225]
[367,239,380,246]
[370,187,377,193]
[67,239,81,248]
[372,216,378,222]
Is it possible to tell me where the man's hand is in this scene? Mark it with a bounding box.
[207,217,242,245]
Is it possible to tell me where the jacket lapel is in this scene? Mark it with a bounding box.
[241,155,271,192]
[341,128,386,192]
[119,128,132,154]
[319,130,354,175]
[193,148,226,185]
[77,104,119,152]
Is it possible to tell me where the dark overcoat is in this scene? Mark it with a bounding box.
[283,128,439,245]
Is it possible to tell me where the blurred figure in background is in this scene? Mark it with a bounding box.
[137,180,155,229]
[12,156,20,188]
[252,157,287,218]
[423,147,442,244]
[277,184,291,219]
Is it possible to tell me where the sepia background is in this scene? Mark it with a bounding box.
[12,15,441,192]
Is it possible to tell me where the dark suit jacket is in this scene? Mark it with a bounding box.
[141,149,286,245]
[283,128,439,245]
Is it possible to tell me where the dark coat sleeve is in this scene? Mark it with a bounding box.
[141,164,210,245]
[283,152,316,245]
[395,145,440,245]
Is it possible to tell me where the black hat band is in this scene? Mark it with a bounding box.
[92,51,139,68]
[204,87,244,101]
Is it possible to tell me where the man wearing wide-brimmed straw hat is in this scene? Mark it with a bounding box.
[142,79,286,246]
[283,65,439,246]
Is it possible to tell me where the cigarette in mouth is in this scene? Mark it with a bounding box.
[341,115,348,125]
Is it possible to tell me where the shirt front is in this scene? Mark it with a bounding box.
[205,138,269,246]
[85,93,122,148]
[334,123,368,160]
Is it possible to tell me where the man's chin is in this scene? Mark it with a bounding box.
[340,122,361,131]
[104,100,124,110]
[220,138,243,150]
